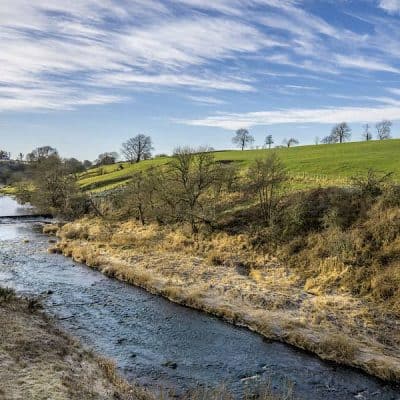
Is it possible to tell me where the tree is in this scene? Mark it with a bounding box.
[95,152,118,166]
[247,153,287,224]
[83,160,93,170]
[284,138,299,148]
[121,171,153,225]
[26,146,58,163]
[232,129,254,151]
[25,155,88,218]
[331,122,351,144]
[121,134,153,163]
[168,147,225,233]
[64,158,85,175]
[362,124,373,141]
[0,150,10,161]
[321,135,336,144]
[314,137,320,145]
[376,120,392,140]
[265,135,274,149]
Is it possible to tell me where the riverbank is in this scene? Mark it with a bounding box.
[51,218,400,384]
[0,288,153,400]
[0,288,294,400]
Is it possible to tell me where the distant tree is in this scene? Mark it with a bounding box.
[26,146,58,163]
[121,134,153,163]
[265,134,274,149]
[64,158,85,175]
[83,160,93,170]
[376,120,392,140]
[247,153,287,224]
[331,122,351,144]
[314,136,320,145]
[321,135,336,144]
[362,124,373,141]
[284,138,299,148]
[95,152,118,166]
[17,153,24,162]
[232,129,254,151]
[0,150,10,161]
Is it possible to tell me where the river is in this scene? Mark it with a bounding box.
[0,196,399,399]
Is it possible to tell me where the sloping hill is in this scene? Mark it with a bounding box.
[79,139,400,192]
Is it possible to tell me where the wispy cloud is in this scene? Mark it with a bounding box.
[2,0,400,116]
[181,105,400,130]
[387,88,400,96]
[378,0,400,14]
[335,55,400,74]
[186,96,227,105]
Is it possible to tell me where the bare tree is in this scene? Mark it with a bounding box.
[26,146,58,163]
[331,122,351,144]
[376,120,392,140]
[321,135,336,144]
[95,152,118,166]
[83,160,93,169]
[284,138,299,148]
[168,147,224,233]
[362,124,373,141]
[0,150,10,161]
[232,129,254,151]
[121,171,155,225]
[121,134,153,163]
[265,134,274,149]
[247,153,287,224]
[314,137,320,145]
[25,155,88,218]
[64,158,85,176]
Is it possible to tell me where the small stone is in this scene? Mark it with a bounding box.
[162,361,177,369]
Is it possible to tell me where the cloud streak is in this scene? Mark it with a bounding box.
[182,105,400,130]
[1,0,400,116]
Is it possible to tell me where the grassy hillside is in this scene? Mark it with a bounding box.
[79,139,400,192]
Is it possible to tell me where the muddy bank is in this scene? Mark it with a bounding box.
[50,218,400,386]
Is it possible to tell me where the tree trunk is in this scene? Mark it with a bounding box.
[138,206,145,225]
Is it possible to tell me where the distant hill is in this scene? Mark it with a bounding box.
[78,139,400,192]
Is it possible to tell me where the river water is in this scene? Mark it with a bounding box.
[0,196,399,399]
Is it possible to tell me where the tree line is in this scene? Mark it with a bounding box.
[10,141,288,235]
[1,119,395,175]
[231,120,394,151]
[106,147,288,234]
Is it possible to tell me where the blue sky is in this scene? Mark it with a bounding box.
[1,0,400,160]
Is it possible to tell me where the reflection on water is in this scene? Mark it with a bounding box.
[0,196,33,217]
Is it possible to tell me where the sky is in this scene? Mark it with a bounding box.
[1,0,400,160]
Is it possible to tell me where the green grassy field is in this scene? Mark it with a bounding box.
[78,139,400,192]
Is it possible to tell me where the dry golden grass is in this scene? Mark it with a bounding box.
[53,217,400,383]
